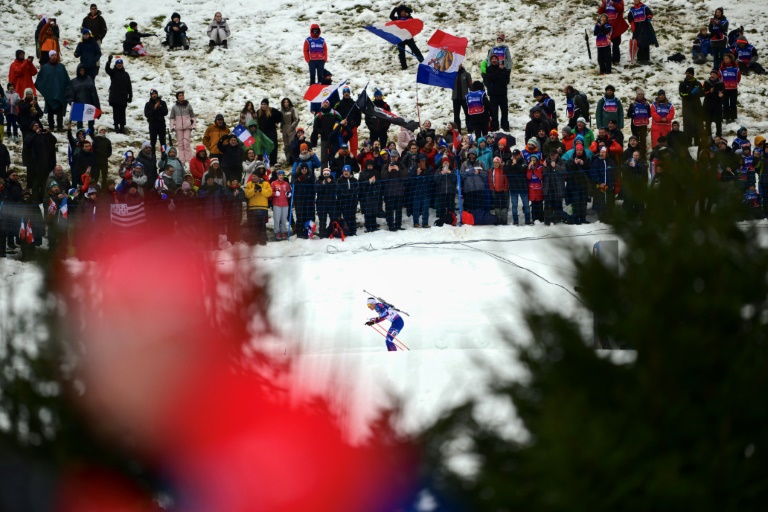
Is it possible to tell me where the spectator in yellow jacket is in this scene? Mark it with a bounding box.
[244,174,272,245]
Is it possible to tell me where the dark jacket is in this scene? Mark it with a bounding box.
[452,67,472,101]
[311,107,341,145]
[74,37,102,71]
[358,166,380,213]
[482,62,509,97]
[197,182,226,220]
[505,156,529,194]
[702,78,724,115]
[144,96,168,129]
[72,149,96,187]
[542,156,567,199]
[365,99,391,133]
[136,150,158,184]
[524,107,552,143]
[217,136,245,183]
[381,161,409,196]
[334,97,361,128]
[65,65,100,108]
[82,10,108,40]
[257,107,282,141]
[434,166,457,195]
[335,175,359,211]
[123,27,152,54]
[105,57,132,105]
[23,130,57,185]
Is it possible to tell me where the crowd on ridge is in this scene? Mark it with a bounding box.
[0,2,766,259]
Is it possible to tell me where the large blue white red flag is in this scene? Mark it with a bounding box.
[303,80,347,104]
[70,103,102,122]
[416,30,468,90]
[233,124,255,147]
[364,19,423,45]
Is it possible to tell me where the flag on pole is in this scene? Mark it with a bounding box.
[364,19,423,45]
[416,30,468,89]
[304,80,347,111]
[59,197,68,219]
[355,88,420,132]
[70,103,103,122]
[111,203,147,228]
[19,219,27,241]
[233,124,255,147]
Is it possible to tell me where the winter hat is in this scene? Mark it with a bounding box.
[493,156,502,163]
[373,88,383,97]
[533,87,542,98]
[342,165,352,173]
[68,188,77,197]
[261,98,269,105]
[497,33,505,41]
[657,89,666,97]
[577,117,587,125]
[296,127,305,134]
[498,138,507,148]
[562,126,572,135]
[255,161,266,169]
[549,129,559,136]
[737,36,748,44]
[277,169,285,175]
[81,28,91,35]
[141,140,151,150]
[48,50,57,57]
[124,150,134,159]
[124,171,133,180]
[575,140,585,148]
[599,146,608,153]
[215,113,224,121]
[172,12,181,20]
[527,138,539,148]
[134,162,144,169]
[85,187,98,197]
[181,182,192,190]
[441,154,451,162]
[115,57,124,65]
[605,85,615,92]
[343,86,351,94]
[24,88,33,97]
[210,158,219,165]
[300,143,309,152]
[635,87,645,95]
[529,155,539,162]
[340,142,349,149]
[389,150,399,158]
[150,88,158,95]
[685,67,695,75]
[512,149,521,156]
[322,168,331,176]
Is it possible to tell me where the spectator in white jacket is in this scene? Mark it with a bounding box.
[207,12,230,49]
[169,91,196,164]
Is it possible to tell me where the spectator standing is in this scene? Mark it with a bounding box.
[650,89,674,148]
[92,125,112,188]
[678,67,703,147]
[718,52,741,122]
[105,56,132,133]
[169,91,196,164]
[595,85,624,131]
[74,29,102,79]
[65,64,100,133]
[8,50,38,97]
[244,173,272,245]
[594,14,613,75]
[280,98,300,163]
[144,88,168,152]
[38,20,61,66]
[702,70,724,137]
[482,55,510,131]
[257,99,282,166]
[627,0,657,65]
[81,4,108,47]
[304,24,327,85]
[597,0,628,64]
[451,65,471,134]
[35,51,69,132]
[389,5,424,69]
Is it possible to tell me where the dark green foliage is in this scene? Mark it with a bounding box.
[419,155,768,510]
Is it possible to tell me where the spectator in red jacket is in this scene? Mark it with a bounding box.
[303,24,327,85]
[189,144,210,188]
[8,50,38,96]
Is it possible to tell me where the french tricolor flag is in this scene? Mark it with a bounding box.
[416,30,468,90]
[233,124,255,147]
[364,18,423,45]
[70,103,102,122]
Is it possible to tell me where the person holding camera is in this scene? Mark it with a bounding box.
[244,172,272,246]
[9,50,38,99]
[38,20,61,66]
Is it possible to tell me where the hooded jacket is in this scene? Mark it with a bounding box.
[65,64,100,108]
[303,24,327,62]
[35,58,70,113]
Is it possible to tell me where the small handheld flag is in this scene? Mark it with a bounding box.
[233,124,255,147]
[70,103,103,122]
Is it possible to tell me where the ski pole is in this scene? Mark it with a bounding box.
[369,324,410,351]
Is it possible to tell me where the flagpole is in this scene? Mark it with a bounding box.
[346,81,369,120]
[415,82,422,127]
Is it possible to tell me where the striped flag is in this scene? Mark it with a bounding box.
[70,103,103,122]
[364,18,423,45]
[60,197,68,219]
[416,30,468,90]
[110,203,147,228]
[233,124,255,147]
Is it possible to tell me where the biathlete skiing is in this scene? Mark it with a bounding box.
[365,297,405,352]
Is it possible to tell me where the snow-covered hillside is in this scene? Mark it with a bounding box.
[2,0,766,174]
